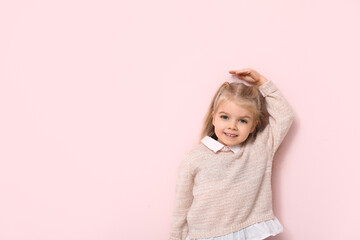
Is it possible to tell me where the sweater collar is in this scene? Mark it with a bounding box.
[201,136,241,154]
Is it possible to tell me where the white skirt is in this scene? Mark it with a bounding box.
[185,217,283,240]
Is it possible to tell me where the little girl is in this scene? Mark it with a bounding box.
[168,68,294,240]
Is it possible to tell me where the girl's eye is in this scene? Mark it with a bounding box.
[220,115,228,120]
[239,119,248,124]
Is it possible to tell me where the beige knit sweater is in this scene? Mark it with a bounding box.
[168,80,295,240]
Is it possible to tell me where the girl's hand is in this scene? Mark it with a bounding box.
[229,68,268,86]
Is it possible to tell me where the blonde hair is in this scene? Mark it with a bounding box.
[200,82,268,145]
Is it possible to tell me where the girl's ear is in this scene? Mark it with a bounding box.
[250,120,258,133]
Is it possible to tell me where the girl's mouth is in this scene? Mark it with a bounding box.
[225,133,238,138]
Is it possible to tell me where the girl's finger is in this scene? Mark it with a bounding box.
[248,71,260,80]
[238,72,249,75]
[229,69,248,74]
[239,69,251,74]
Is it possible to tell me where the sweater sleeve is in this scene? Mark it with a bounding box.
[169,153,195,240]
[258,80,295,155]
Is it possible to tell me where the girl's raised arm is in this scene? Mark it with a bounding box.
[257,80,294,154]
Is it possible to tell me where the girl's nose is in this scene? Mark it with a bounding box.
[228,121,237,130]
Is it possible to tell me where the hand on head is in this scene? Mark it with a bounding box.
[229,68,268,86]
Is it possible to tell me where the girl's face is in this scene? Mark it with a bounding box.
[212,100,258,146]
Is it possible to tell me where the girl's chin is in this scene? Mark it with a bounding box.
[219,139,240,146]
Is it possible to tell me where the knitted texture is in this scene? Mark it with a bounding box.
[168,80,295,240]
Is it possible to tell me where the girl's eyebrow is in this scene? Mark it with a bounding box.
[218,111,251,119]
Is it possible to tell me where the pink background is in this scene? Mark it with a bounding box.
[1,0,359,239]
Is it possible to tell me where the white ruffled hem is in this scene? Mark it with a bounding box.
[185,217,284,240]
